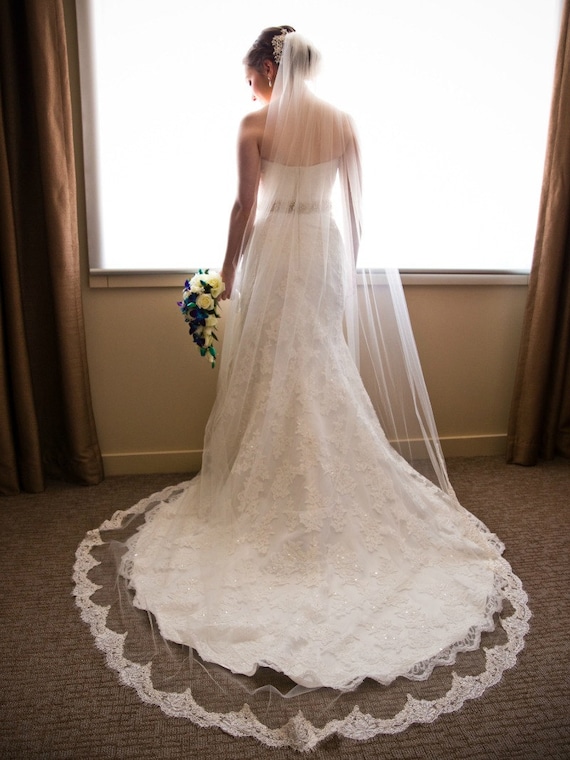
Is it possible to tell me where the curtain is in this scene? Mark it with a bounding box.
[0,0,103,494]
[507,0,570,466]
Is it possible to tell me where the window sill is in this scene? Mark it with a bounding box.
[88,269,530,289]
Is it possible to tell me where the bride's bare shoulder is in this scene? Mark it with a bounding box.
[313,97,354,128]
[240,108,268,138]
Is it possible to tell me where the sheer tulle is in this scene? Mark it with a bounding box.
[73,31,530,750]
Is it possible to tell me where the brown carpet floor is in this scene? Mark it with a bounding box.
[0,456,568,759]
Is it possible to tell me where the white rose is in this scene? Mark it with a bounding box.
[196,293,214,310]
[205,314,218,328]
[189,273,204,293]
[203,272,225,298]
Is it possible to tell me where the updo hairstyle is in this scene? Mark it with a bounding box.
[243,26,296,72]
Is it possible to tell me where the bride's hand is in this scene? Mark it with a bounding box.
[220,267,234,300]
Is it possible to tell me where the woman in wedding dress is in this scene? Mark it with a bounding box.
[74,27,530,750]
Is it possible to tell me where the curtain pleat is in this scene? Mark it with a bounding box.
[507,0,570,465]
[0,0,103,494]
[0,110,44,493]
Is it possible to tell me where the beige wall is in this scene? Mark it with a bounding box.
[66,1,527,476]
[404,281,526,454]
[81,277,526,475]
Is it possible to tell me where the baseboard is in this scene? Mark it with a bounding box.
[102,450,203,477]
[101,435,506,476]
[440,434,506,457]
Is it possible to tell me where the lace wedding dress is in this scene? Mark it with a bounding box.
[73,31,530,751]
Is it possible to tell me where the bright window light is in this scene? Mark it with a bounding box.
[76,0,561,273]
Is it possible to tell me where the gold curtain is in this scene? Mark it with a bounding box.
[507,0,570,466]
[0,0,103,494]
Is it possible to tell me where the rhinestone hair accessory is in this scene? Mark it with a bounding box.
[271,29,289,64]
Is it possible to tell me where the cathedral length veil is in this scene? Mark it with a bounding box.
[216,31,450,493]
[73,31,530,751]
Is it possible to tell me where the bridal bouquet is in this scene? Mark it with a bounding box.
[178,270,225,368]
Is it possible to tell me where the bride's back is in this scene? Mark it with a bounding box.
[260,92,354,167]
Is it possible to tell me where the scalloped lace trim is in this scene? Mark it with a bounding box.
[73,483,530,752]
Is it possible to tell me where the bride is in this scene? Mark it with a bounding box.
[74,26,530,749]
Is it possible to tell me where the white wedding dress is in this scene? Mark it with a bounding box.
[73,32,529,750]
[119,159,512,690]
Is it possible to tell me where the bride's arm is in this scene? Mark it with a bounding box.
[341,117,363,264]
[220,114,262,299]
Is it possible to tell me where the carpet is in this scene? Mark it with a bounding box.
[0,456,568,759]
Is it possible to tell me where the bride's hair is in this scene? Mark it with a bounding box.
[243,26,296,71]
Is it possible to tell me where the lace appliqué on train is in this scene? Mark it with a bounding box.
[73,482,530,752]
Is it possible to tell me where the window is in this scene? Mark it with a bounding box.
[76,0,561,273]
